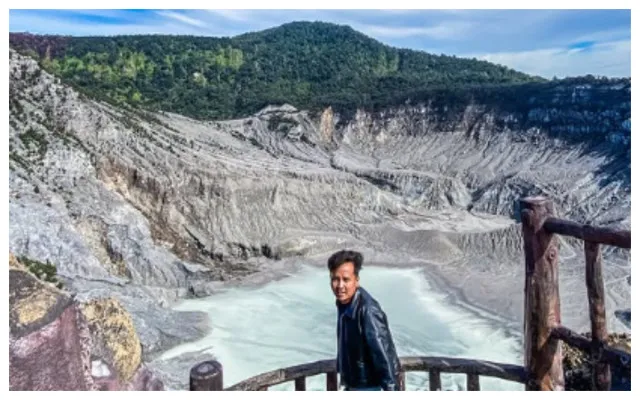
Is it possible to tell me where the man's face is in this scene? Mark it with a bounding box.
[330,261,360,304]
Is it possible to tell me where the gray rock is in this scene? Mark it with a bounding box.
[148,350,218,391]
[71,281,209,358]
[615,309,631,329]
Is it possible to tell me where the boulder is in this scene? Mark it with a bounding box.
[9,255,164,390]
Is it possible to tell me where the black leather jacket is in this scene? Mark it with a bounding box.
[336,287,401,391]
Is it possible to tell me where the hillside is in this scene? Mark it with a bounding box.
[9,21,543,119]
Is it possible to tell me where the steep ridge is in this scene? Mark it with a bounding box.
[9,47,630,368]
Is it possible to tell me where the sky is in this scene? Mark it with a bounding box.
[8,8,631,79]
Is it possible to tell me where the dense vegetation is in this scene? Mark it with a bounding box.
[10,21,549,119]
[17,256,64,289]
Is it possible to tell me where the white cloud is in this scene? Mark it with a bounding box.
[156,11,206,28]
[205,9,253,22]
[354,21,473,39]
[466,40,630,78]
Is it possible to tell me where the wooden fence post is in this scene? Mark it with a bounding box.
[584,240,611,390]
[520,196,564,391]
[190,360,223,391]
[466,373,480,391]
[428,370,441,391]
[294,377,306,391]
[326,371,338,391]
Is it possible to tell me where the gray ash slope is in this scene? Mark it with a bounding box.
[9,48,630,361]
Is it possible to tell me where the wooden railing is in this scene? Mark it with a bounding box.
[519,196,631,391]
[189,356,528,391]
[188,196,630,391]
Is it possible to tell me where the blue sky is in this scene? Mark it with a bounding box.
[9,9,631,78]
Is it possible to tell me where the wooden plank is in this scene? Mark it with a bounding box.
[520,197,564,391]
[550,326,631,375]
[294,376,306,391]
[189,360,223,391]
[466,373,480,391]
[543,217,630,249]
[584,241,611,390]
[326,371,338,391]
[429,370,441,391]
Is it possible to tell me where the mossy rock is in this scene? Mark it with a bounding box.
[9,267,73,338]
[80,298,142,382]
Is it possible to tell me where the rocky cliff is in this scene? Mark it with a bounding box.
[9,48,631,388]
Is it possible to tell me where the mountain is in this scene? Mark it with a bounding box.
[9,21,544,120]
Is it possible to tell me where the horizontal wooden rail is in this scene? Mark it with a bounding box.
[550,326,631,375]
[400,356,528,382]
[224,356,528,391]
[543,217,630,249]
[225,359,335,391]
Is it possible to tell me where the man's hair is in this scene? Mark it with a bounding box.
[327,250,364,276]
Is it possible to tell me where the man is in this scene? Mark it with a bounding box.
[328,249,401,391]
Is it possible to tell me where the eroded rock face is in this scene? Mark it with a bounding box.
[9,256,164,391]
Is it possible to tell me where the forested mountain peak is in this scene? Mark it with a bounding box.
[11,22,543,120]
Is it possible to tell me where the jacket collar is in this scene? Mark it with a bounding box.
[336,287,361,319]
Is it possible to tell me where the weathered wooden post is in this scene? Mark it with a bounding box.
[190,360,223,391]
[428,370,441,391]
[398,371,406,391]
[466,373,480,391]
[294,377,306,391]
[520,196,564,391]
[584,238,611,390]
[326,371,338,391]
